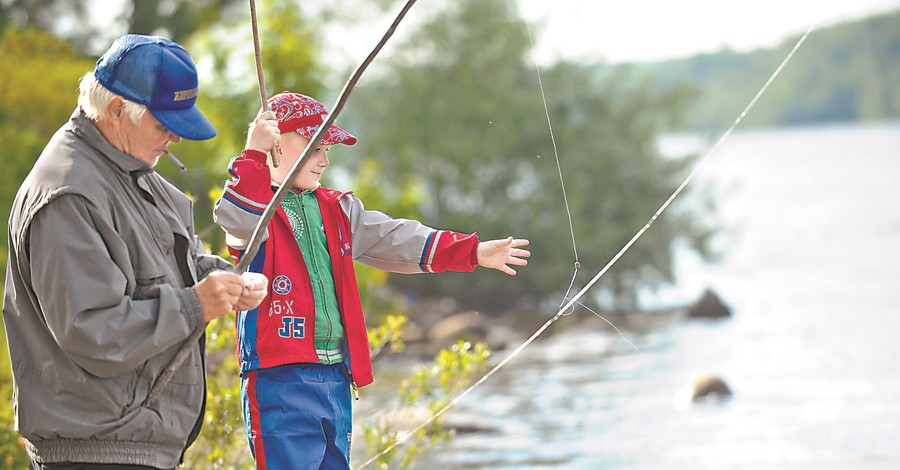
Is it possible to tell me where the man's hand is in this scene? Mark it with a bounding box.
[477,236,531,276]
[193,271,268,323]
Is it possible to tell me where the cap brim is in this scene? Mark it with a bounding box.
[151,106,217,141]
[298,124,357,146]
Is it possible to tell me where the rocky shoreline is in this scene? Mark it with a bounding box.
[386,287,733,361]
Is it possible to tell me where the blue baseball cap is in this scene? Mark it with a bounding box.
[94,34,217,140]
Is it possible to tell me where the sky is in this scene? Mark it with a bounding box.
[517,0,900,63]
[78,0,900,65]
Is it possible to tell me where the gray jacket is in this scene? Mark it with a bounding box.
[2,109,231,468]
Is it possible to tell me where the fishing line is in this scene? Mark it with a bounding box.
[572,299,645,356]
[356,15,817,470]
[523,24,582,315]
[357,23,582,468]
[554,21,816,318]
[527,27,580,268]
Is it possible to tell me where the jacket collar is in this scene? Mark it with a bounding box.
[67,108,152,175]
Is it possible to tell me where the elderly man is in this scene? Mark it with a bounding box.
[2,34,266,470]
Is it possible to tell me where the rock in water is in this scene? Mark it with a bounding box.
[673,374,733,409]
[686,288,732,319]
[428,311,489,343]
[690,375,732,401]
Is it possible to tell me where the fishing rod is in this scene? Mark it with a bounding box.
[249,0,279,168]
[355,19,818,470]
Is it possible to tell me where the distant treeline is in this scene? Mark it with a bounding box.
[604,9,900,131]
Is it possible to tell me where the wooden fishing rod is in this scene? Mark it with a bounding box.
[249,0,279,167]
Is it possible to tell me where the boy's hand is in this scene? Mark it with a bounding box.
[246,109,281,155]
[476,237,530,276]
[234,272,268,311]
[193,271,269,323]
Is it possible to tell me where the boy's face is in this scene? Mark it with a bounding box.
[271,132,330,191]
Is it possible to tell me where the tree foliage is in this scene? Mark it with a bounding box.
[632,9,900,131]
[0,325,28,468]
[347,0,715,313]
[0,26,95,246]
[158,0,328,254]
[0,0,245,53]
[360,340,490,469]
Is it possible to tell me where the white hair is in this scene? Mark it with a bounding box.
[77,72,147,124]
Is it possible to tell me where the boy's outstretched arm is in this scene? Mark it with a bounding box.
[477,237,531,276]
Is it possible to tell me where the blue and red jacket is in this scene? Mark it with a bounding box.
[214,150,480,387]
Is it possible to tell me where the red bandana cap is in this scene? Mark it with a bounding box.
[267,91,358,146]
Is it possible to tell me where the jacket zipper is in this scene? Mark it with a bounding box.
[300,195,335,356]
[299,193,357,398]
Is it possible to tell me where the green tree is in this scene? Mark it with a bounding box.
[348,0,714,312]
[0,324,28,468]
[634,10,900,130]
[0,0,244,53]
[158,0,328,254]
[0,0,91,45]
[0,26,95,250]
[126,0,244,45]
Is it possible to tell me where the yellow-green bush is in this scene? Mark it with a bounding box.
[0,322,29,468]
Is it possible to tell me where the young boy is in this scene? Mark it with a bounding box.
[213,91,530,469]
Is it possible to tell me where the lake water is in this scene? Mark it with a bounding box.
[355,123,900,469]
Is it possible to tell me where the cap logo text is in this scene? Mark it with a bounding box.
[172,88,198,101]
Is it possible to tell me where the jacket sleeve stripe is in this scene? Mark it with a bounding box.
[223,187,267,215]
[418,230,441,273]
